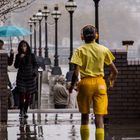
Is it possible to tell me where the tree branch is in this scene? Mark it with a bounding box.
[0,0,36,20]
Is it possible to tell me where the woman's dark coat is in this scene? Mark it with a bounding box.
[14,53,38,94]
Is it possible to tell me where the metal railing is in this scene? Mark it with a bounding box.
[38,67,43,109]
[30,67,43,109]
[8,108,93,114]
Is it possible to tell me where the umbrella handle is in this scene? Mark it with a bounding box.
[10,37,12,49]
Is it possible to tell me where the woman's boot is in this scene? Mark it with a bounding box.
[24,101,29,118]
[19,104,24,118]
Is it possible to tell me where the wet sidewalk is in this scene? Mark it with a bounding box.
[3,111,140,140]
[5,82,94,140]
[2,72,140,140]
[5,112,96,140]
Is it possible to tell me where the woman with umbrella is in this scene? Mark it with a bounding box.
[14,40,38,118]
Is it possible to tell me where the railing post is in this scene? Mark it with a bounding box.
[38,67,43,109]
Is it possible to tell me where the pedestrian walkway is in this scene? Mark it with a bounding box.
[6,111,95,139]
[4,72,140,140]
[41,83,49,109]
[5,112,140,140]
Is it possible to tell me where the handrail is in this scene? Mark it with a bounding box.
[8,109,93,114]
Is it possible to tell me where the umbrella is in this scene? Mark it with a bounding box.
[0,25,32,48]
[0,25,31,37]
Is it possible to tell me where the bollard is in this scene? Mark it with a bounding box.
[38,67,43,109]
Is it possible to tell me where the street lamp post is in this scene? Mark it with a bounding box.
[28,19,33,52]
[36,9,43,57]
[31,15,38,55]
[51,4,62,75]
[93,0,100,43]
[65,0,77,71]
[42,6,51,65]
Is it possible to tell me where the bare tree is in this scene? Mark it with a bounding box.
[0,0,36,22]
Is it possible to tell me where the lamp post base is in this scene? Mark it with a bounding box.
[51,66,62,75]
[36,56,45,70]
[65,70,74,82]
[44,57,51,65]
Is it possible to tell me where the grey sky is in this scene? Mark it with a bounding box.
[4,0,140,58]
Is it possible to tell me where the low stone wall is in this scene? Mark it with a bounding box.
[105,50,140,123]
[0,51,8,122]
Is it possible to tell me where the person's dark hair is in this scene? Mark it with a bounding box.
[18,40,31,54]
[82,25,97,43]
[0,39,4,45]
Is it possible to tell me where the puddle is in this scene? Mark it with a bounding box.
[0,113,140,140]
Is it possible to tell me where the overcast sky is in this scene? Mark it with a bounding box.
[6,0,140,58]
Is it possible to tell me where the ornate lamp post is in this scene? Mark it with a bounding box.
[36,9,43,57]
[28,19,33,52]
[51,4,62,75]
[93,0,100,43]
[65,0,77,71]
[31,15,38,55]
[42,6,51,65]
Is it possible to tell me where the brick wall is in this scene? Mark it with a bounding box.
[0,51,8,122]
[105,50,140,123]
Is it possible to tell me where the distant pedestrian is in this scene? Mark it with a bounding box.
[0,39,14,108]
[14,40,38,118]
[0,39,14,66]
[69,25,118,140]
[53,75,69,109]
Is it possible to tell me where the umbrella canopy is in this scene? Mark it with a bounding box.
[0,25,31,37]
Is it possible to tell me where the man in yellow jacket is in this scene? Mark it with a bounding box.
[69,25,118,140]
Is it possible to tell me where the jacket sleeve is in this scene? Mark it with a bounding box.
[14,54,22,69]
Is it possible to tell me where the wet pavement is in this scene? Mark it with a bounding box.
[1,112,140,140]
[2,113,95,140]
[2,71,140,140]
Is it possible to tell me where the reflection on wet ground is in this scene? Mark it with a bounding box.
[0,113,140,140]
[105,123,140,140]
[1,113,95,140]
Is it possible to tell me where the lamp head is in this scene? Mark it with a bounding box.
[36,9,43,21]
[51,4,61,20]
[65,0,77,12]
[28,19,33,25]
[42,6,50,17]
[31,15,38,23]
